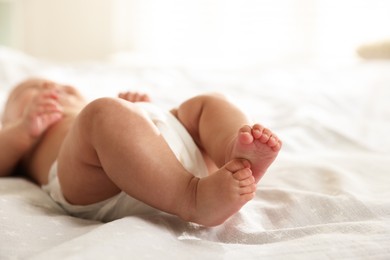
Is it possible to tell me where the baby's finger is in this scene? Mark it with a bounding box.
[35,100,63,115]
[39,89,60,100]
[41,112,63,125]
[39,106,63,118]
[139,94,151,102]
[118,91,132,100]
[29,112,63,137]
[132,92,141,101]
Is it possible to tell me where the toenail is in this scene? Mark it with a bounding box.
[242,125,252,132]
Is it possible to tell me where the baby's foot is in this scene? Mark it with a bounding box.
[186,159,256,227]
[227,124,282,183]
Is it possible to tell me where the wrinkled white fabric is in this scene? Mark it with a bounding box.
[1,47,389,259]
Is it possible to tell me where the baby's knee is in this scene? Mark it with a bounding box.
[201,92,226,100]
[81,97,118,119]
[190,92,227,106]
[78,97,140,130]
[178,92,227,117]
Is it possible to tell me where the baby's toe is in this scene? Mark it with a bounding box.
[239,183,256,195]
[272,140,282,152]
[239,175,255,187]
[252,124,264,139]
[259,128,272,143]
[233,168,252,181]
[239,125,252,135]
[239,125,254,144]
[267,135,279,147]
[225,159,251,173]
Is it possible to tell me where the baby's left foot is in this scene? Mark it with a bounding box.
[227,124,282,183]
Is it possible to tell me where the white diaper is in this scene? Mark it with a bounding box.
[42,102,208,222]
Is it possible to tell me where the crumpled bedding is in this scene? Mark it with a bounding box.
[1,47,389,259]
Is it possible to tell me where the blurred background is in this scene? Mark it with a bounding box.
[1,0,390,68]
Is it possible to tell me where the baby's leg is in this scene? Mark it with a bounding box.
[57,98,255,226]
[175,94,281,183]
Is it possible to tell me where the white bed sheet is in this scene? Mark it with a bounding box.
[1,47,390,259]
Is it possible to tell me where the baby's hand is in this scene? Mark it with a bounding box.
[23,90,63,138]
[118,91,151,103]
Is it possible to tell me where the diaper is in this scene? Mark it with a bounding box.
[42,102,208,222]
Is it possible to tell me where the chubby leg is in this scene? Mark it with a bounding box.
[175,94,282,183]
[57,98,255,226]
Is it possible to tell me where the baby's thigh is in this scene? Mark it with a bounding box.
[56,114,121,206]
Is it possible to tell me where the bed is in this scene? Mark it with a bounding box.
[1,46,390,259]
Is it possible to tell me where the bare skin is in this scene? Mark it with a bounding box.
[0,78,85,181]
[0,78,281,227]
[227,124,281,183]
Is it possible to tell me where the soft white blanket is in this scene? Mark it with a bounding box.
[1,47,389,259]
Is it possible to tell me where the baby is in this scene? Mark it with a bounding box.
[0,78,281,227]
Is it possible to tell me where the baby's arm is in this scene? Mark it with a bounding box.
[0,90,63,177]
[0,122,34,176]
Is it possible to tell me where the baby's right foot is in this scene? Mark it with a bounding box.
[185,159,256,227]
[227,124,282,183]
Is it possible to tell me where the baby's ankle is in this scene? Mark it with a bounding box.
[175,176,200,223]
[224,134,237,164]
